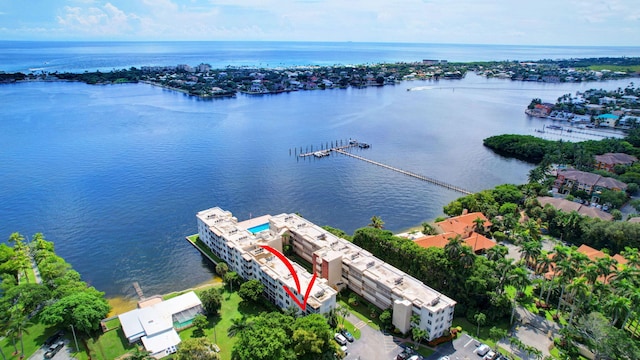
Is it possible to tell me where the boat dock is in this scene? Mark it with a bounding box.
[294,138,472,195]
[295,139,370,158]
[334,149,472,195]
[133,281,145,300]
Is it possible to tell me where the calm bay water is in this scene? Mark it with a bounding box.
[1,42,638,298]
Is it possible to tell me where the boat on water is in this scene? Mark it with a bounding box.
[313,150,330,158]
[546,125,563,130]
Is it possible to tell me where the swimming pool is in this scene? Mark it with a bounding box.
[247,223,269,234]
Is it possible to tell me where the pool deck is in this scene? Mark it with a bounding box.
[237,214,272,231]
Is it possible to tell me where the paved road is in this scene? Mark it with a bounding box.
[28,340,76,360]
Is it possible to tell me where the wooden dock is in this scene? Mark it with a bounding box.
[133,282,145,300]
[334,149,473,195]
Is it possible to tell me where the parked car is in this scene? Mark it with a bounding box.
[340,328,355,342]
[44,341,64,359]
[438,356,451,360]
[476,344,490,356]
[44,330,64,347]
[340,345,348,355]
[483,350,497,360]
[334,333,348,346]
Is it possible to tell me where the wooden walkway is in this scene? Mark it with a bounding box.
[334,149,473,195]
[133,282,144,300]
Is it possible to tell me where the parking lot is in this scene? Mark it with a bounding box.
[341,314,405,360]
[28,339,75,360]
[426,333,490,360]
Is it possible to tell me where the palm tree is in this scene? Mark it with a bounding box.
[566,277,589,324]
[215,262,228,278]
[336,305,350,327]
[595,256,617,282]
[606,294,631,328]
[472,217,486,236]
[128,346,154,360]
[227,317,253,337]
[458,246,475,269]
[486,245,508,262]
[223,271,239,292]
[411,327,428,348]
[535,252,553,299]
[368,216,384,229]
[546,245,571,303]
[444,234,464,260]
[520,240,542,269]
[473,312,486,337]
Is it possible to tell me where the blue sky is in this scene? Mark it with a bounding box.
[1,0,638,45]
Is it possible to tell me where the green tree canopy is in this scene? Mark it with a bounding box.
[238,279,265,303]
[199,287,223,315]
[40,290,111,335]
[175,337,220,360]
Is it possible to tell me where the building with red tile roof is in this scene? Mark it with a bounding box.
[594,153,637,172]
[436,212,492,238]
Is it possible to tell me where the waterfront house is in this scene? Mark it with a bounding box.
[596,113,619,127]
[537,197,613,221]
[414,231,496,254]
[554,168,627,200]
[594,153,638,172]
[118,291,204,358]
[436,212,492,237]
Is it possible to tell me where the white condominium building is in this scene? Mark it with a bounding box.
[197,208,456,340]
[196,207,336,315]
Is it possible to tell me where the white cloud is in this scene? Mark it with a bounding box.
[57,2,140,37]
[1,0,637,44]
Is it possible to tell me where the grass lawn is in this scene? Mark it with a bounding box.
[186,235,224,264]
[0,314,61,360]
[414,345,435,358]
[451,317,511,349]
[103,318,121,331]
[86,328,135,360]
[178,288,275,360]
[336,290,385,331]
[588,65,640,72]
[335,318,362,340]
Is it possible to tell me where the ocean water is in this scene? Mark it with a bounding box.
[2,41,640,73]
[0,41,636,298]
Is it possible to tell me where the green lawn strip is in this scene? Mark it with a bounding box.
[336,297,382,331]
[414,345,435,357]
[288,253,313,273]
[588,65,640,72]
[187,235,224,264]
[0,313,58,359]
[337,318,361,340]
[103,318,121,331]
[86,328,134,360]
[177,289,274,360]
[451,317,510,348]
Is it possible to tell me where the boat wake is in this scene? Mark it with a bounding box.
[406,86,434,91]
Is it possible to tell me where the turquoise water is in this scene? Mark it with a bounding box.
[248,223,270,234]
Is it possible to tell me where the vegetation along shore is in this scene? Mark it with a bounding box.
[1,57,639,98]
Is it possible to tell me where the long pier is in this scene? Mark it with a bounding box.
[334,149,472,195]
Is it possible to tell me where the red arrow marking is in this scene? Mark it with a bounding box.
[283,272,317,311]
[260,245,317,311]
[260,245,301,293]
